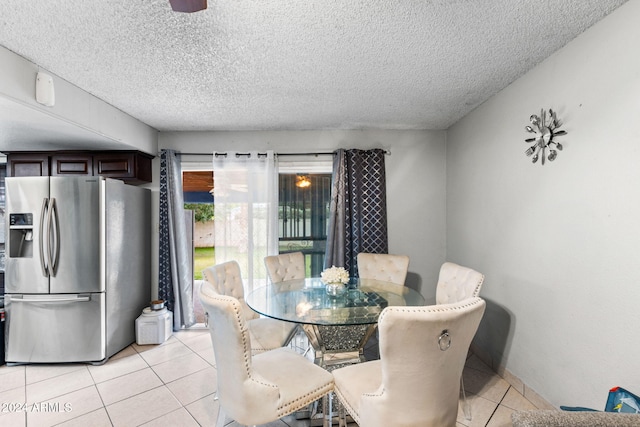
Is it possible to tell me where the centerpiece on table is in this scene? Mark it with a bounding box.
[321,265,349,297]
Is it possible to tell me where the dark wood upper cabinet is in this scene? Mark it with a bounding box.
[6,153,50,177]
[94,152,152,184]
[52,153,93,176]
[4,151,154,184]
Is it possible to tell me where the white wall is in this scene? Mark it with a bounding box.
[446,0,640,409]
[157,130,447,297]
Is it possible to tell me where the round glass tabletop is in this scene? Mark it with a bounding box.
[245,277,425,326]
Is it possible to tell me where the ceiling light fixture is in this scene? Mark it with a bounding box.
[296,175,311,188]
[523,108,567,165]
[169,0,207,13]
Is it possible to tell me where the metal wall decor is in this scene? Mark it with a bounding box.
[524,108,567,165]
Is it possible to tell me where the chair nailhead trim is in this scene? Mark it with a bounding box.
[473,275,484,297]
[334,387,361,425]
[277,383,334,416]
[208,294,255,378]
[378,297,484,323]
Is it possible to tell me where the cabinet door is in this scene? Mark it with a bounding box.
[51,153,94,176]
[93,152,152,184]
[7,153,50,177]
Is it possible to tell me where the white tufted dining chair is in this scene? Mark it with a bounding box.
[198,281,334,427]
[202,261,297,355]
[264,252,310,353]
[264,252,306,282]
[435,262,485,305]
[435,261,485,420]
[356,253,410,361]
[356,253,410,285]
[332,297,486,427]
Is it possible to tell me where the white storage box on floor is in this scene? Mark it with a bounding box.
[136,305,173,345]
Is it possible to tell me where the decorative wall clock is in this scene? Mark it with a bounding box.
[524,108,567,165]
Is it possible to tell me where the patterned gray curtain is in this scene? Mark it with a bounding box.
[325,148,389,276]
[159,150,195,330]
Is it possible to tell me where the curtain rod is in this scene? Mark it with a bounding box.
[163,150,390,157]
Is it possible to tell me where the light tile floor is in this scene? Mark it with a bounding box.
[0,327,538,427]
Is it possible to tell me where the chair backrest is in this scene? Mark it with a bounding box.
[198,281,281,422]
[435,261,485,305]
[357,253,410,285]
[360,297,486,427]
[264,252,305,283]
[202,260,259,321]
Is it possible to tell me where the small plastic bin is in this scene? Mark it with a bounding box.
[136,307,173,345]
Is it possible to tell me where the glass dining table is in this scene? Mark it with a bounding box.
[245,277,425,368]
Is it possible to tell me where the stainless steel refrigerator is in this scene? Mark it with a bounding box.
[4,176,150,364]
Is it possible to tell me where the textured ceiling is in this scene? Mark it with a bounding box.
[0,0,629,132]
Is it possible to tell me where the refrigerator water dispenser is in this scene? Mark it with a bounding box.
[9,213,34,258]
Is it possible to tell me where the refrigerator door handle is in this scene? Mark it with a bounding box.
[10,295,92,303]
[49,197,60,276]
[39,197,50,277]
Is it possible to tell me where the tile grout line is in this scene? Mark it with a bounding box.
[484,385,512,426]
[127,339,215,426]
[87,353,122,425]
[95,346,154,423]
[86,343,174,427]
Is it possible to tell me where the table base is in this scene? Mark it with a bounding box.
[295,323,377,425]
[301,323,378,367]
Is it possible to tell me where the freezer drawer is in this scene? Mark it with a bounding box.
[5,293,105,364]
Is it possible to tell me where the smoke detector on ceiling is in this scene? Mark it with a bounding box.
[36,72,55,107]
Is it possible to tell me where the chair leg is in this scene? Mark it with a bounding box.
[288,324,313,358]
[322,393,332,427]
[284,324,301,348]
[216,407,256,427]
[337,400,348,427]
[461,376,472,420]
[215,404,226,427]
